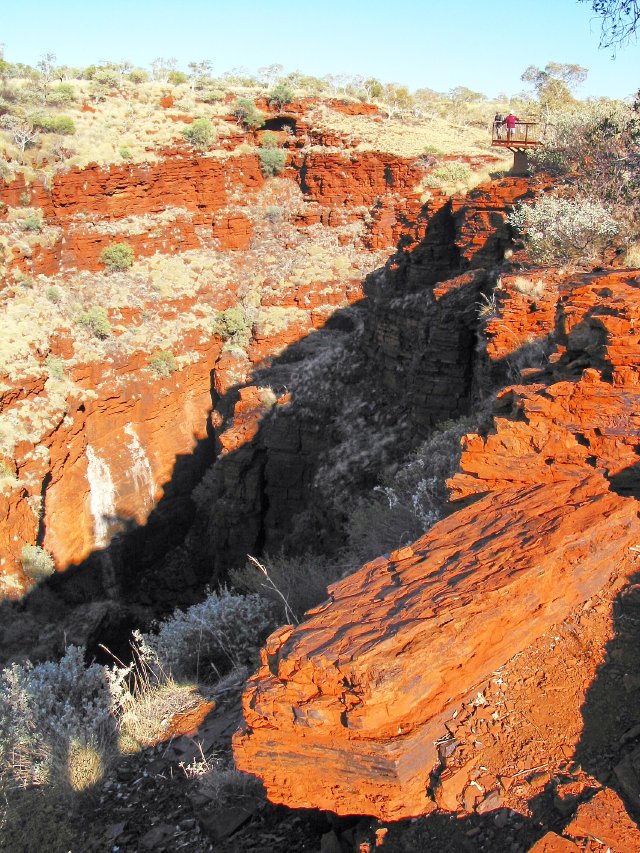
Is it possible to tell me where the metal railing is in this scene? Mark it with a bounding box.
[491,121,541,146]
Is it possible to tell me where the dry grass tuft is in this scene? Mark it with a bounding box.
[64,739,106,793]
[117,677,201,751]
[623,242,640,268]
[513,276,546,299]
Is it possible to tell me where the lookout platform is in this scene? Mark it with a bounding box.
[491,121,542,174]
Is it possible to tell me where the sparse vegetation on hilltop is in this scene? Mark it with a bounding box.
[0,51,534,179]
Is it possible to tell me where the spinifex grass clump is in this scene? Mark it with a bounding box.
[76,305,111,338]
[148,349,177,376]
[99,241,134,271]
[211,306,250,340]
[19,544,55,582]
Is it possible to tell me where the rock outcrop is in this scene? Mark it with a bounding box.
[0,338,219,596]
[0,147,434,276]
[451,271,640,502]
[232,270,640,820]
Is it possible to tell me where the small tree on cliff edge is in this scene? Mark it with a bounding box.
[233,98,265,130]
[379,83,413,121]
[268,82,294,110]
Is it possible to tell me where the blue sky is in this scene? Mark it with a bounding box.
[1,0,637,99]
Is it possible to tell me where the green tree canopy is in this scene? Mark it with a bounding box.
[521,63,588,117]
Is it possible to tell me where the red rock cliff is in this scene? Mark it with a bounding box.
[0,139,456,595]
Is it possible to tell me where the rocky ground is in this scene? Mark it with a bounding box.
[4,560,636,852]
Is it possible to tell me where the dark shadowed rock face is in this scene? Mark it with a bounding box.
[192,179,534,576]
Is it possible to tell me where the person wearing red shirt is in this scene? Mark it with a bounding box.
[503,112,519,140]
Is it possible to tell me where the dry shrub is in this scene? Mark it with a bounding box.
[623,241,640,268]
[196,762,264,806]
[231,552,342,623]
[508,195,619,265]
[0,646,116,792]
[346,415,482,565]
[130,588,276,682]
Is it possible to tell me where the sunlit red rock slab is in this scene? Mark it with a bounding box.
[233,476,638,819]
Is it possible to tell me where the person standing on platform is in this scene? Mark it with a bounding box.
[503,112,519,141]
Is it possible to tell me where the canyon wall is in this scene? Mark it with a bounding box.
[0,148,428,276]
[0,131,476,598]
[0,339,219,597]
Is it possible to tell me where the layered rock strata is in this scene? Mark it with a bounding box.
[0,149,431,276]
[233,270,640,819]
[0,134,439,591]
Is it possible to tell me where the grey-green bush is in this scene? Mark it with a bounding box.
[508,194,619,265]
[346,416,479,564]
[232,552,340,623]
[30,114,75,135]
[258,145,286,177]
[18,209,44,232]
[148,349,176,376]
[212,306,250,340]
[0,646,115,789]
[167,70,188,86]
[233,98,265,130]
[268,82,295,110]
[128,68,149,84]
[45,355,64,381]
[133,588,276,681]
[528,101,640,236]
[76,306,111,339]
[47,83,75,106]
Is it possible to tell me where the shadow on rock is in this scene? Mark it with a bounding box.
[575,569,640,821]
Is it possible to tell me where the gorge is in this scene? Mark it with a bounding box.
[1,91,639,853]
